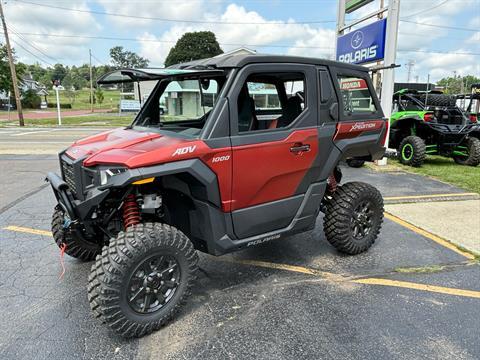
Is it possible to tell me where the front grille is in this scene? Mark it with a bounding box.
[61,158,77,195]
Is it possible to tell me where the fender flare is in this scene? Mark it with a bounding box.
[104,159,221,207]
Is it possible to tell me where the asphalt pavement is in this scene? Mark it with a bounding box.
[0,128,479,359]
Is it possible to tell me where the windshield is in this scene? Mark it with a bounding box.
[132,74,226,137]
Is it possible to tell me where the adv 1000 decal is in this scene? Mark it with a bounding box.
[172,145,197,156]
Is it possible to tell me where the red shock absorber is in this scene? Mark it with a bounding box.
[123,194,140,229]
[327,173,337,194]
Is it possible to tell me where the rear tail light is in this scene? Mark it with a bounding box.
[423,113,435,122]
[380,121,389,146]
[470,114,477,123]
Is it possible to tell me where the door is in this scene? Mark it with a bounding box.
[228,64,320,238]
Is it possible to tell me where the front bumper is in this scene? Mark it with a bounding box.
[46,172,110,222]
[47,172,77,220]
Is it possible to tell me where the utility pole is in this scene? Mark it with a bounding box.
[406,59,415,83]
[0,1,24,126]
[89,49,93,113]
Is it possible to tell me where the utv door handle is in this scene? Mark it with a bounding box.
[290,143,310,154]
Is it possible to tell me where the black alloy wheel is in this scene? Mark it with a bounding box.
[127,255,181,314]
[351,200,374,240]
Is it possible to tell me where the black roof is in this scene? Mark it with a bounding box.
[169,54,368,72]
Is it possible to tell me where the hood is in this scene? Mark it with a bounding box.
[66,128,206,168]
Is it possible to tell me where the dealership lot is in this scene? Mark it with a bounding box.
[0,148,478,360]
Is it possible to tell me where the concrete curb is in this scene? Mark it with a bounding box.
[384,193,480,204]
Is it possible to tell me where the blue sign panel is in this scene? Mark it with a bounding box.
[336,18,387,65]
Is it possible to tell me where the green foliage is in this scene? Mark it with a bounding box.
[164,31,223,67]
[0,43,26,94]
[109,46,149,68]
[437,75,480,94]
[51,63,67,82]
[95,88,104,105]
[390,156,480,194]
[46,102,72,109]
[21,89,41,109]
[65,88,76,105]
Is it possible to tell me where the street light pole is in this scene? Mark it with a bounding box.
[54,85,62,126]
[0,1,24,126]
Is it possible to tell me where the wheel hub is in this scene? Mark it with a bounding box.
[351,200,374,240]
[127,255,180,314]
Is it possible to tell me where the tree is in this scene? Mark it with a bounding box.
[51,63,67,83]
[21,89,41,109]
[0,43,25,94]
[95,87,104,105]
[109,46,149,68]
[164,31,223,67]
[436,75,480,94]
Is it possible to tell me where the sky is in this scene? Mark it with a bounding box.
[1,0,479,82]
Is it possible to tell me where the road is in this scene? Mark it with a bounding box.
[0,109,110,121]
[0,128,479,359]
[0,128,105,210]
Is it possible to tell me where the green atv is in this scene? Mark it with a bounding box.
[389,89,480,167]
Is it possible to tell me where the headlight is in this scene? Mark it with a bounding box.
[99,167,127,185]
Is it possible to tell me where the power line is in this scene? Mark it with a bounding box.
[9,38,53,66]
[13,0,479,32]
[13,0,336,25]
[7,24,60,64]
[401,0,449,19]
[400,19,477,32]
[90,52,108,66]
[6,31,480,56]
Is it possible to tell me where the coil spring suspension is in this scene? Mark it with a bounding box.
[123,194,140,229]
[327,173,337,194]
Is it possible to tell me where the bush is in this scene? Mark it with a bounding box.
[21,89,41,109]
[47,103,72,109]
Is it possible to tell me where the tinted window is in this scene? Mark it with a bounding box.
[338,76,377,115]
[238,73,306,132]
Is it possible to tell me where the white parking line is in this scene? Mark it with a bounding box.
[0,141,72,144]
[10,130,53,137]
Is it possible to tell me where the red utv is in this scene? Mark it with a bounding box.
[47,55,387,337]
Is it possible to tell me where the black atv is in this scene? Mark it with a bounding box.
[389,89,480,167]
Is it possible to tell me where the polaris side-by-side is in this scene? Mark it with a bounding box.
[390,89,480,167]
[47,55,387,338]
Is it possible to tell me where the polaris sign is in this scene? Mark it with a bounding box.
[336,19,387,65]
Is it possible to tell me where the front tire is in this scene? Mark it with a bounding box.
[91,223,198,338]
[346,158,365,168]
[453,137,480,166]
[398,135,426,167]
[324,182,383,255]
[52,205,101,261]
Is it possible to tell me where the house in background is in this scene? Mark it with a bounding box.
[214,46,256,57]
[0,74,49,105]
[135,47,258,115]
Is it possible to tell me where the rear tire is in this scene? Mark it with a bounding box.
[324,182,383,255]
[417,93,456,107]
[52,205,101,261]
[346,159,365,168]
[453,137,480,166]
[398,136,426,167]
[91,223,198,338]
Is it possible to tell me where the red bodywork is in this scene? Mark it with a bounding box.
[65,120,383,213]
